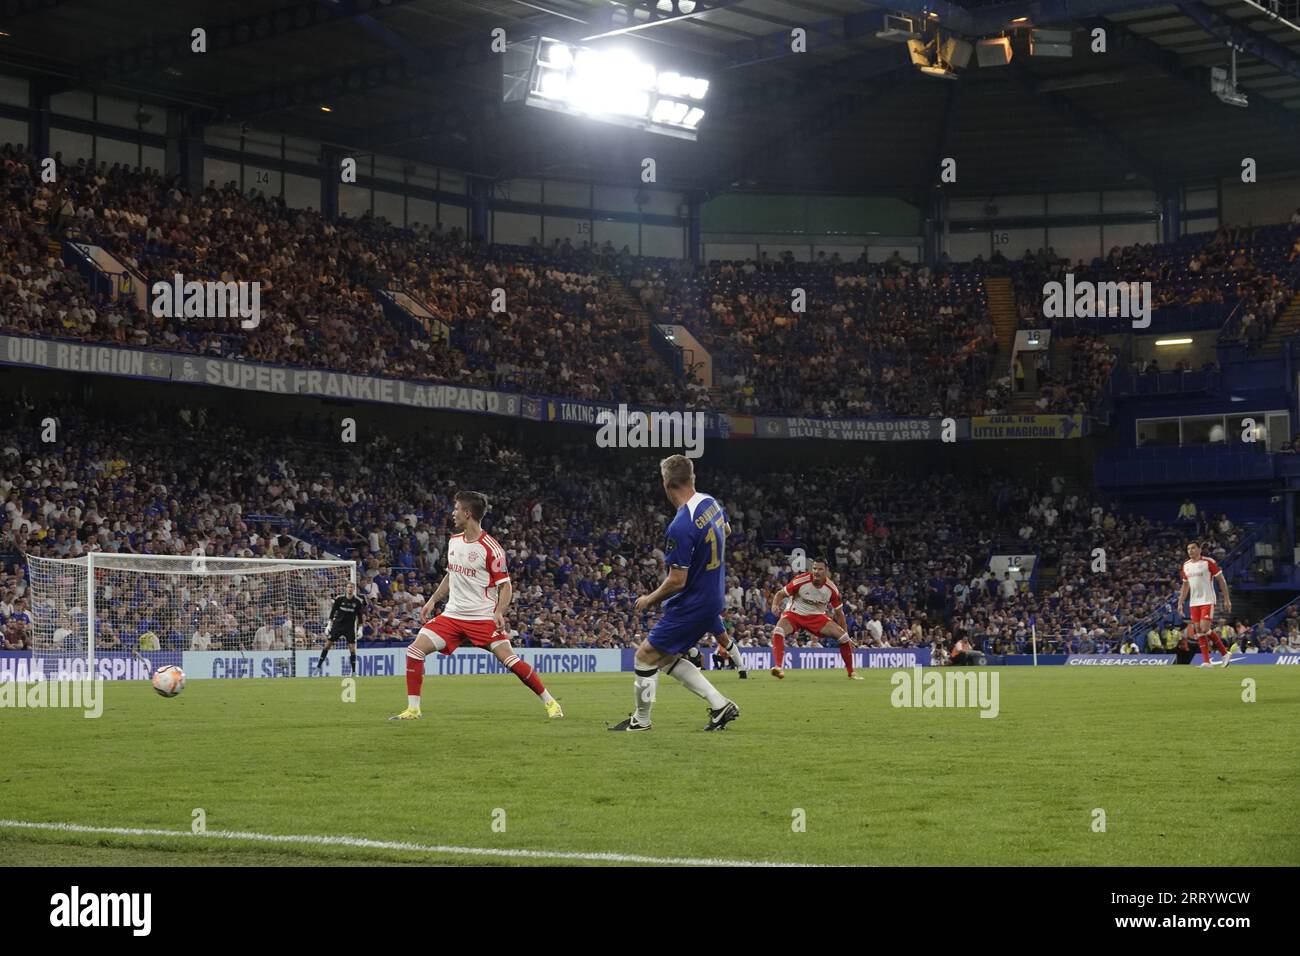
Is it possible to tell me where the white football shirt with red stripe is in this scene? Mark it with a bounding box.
[1181,557,1220,607]
[442,532,510,621]
[784,573,842,616]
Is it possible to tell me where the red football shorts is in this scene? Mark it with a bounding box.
[421,615,504,655]
[781,611,832,635]
[1189,604,1214,623]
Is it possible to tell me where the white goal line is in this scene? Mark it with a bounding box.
[0,819,825,868]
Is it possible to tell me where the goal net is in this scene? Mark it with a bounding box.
[24,554,355,677]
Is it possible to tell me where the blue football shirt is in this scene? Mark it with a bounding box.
[662,493,727,619]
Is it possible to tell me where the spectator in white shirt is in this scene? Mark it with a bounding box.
[865,616,884,645]
[254,622,276,650]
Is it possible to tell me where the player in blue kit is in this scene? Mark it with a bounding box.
[608,454,740,732]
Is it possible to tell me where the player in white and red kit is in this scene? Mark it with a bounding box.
[769,558,862,680]
[1179,541,1233,667]
[389,491,562,720]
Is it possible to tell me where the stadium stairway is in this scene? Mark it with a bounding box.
[1227,588,1298,628]
[1033,559,1059,595]
[375,287,449,346]
[600,269,684,382]
[1009,327,1073,414]
[1255,294,1300,357]
[985,277,1020,402]
[602,270,655,348]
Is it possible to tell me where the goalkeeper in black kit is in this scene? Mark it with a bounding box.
[319,582,365,676]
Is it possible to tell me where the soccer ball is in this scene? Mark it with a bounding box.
[152,665,186,698]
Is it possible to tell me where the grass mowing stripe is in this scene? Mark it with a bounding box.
[0,819,822,867]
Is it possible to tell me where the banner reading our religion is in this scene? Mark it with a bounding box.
[0,335,172,380]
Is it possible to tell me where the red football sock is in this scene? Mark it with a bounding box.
[508,658,546,696]
[1211,632,1229,655]
[1197,635,1210,663]
[772,632,785,668]
[838,640,854,675]
[405,648,424,697]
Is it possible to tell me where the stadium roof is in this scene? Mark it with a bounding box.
[2,0,1299,195]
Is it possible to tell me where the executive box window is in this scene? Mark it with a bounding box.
[1136,419,1179,447]
[1181,416,1224,445]
[1137,412,1290,452]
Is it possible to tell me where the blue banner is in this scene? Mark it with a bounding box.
[1066,653,1297,665]
[7,647,1283,681]
[0,650,176,681]
[988,654,1069,666]
[1066,654,1175,665]
[538,398,731,440]
[185,650,294,679]
[755,416,950,441]
[704,647,931,670]
[185,648,627,678]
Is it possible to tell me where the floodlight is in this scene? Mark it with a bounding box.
[505,36,711,139]
[539,41,572,69]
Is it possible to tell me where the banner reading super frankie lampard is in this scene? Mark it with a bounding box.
[190,358,522,416]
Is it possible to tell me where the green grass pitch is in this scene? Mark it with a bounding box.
[1,668,1297,866]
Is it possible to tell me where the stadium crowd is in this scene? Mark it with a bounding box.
[2,397,1290,663]
[0,144,682,407]
[998,225,1298,340]
[622,255,1003,417]
[6,145,1294,423]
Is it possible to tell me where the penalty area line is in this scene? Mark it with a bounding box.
[0,819,823,867]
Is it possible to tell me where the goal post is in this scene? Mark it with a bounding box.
[24,553,356,675]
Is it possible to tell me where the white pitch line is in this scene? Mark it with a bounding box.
[0,819,821,867]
